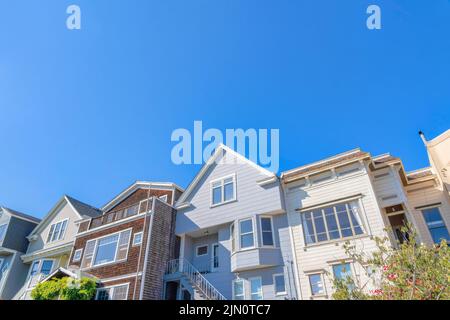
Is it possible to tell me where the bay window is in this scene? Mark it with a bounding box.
[239,219,254,249]
[260,217,274,246]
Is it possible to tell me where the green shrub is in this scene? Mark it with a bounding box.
[31,277,97,300]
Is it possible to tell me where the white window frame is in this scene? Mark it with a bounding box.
[73,249,83,262]
[159,195,168,203]
[195,244,209,257]
[420,205,450,244]
[83,228,132,268]
[259,216,275,247]
[0,223,8,242]
[330,261,355,287]
[28,259,55,279]
[132,232,143,246]
[95,283,130,300]
[46,219,69,243]
[210,173,237,207]
[307,272,326,297]
[273,273,287,296]
[249,277,263,300]
[232,279,245,300]
[230,223,236,253]
[238,218,256,250]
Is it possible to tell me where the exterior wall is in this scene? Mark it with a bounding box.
[0,252,30,300]
[107,188,174,213]
[0,213,11,248]
[26,201,80,255]
[3,216,37,253]
[405,181,450,246]
[176,150,284,235]
[284,162,388,300]
[426,130,450,193]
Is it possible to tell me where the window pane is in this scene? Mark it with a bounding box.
[348,203,363,235]
[96,288,111,300]
[40,260,53,275]
[313,210,328,242]
[197,245,208,256]
[241,234,254,248]
[52,222,62,242]
[274,275,286,294]
[30,261,40,276]
[302,212,316,244]
[261,218,274,246]
[46,224,55,243]
[309,274,324,296]
[212,186,222,205]
[324,207,340,240]
[422,208,450,244]
[59,220,68,240]
[112,285,128,300]
[230,224,235,252]
[94,234,119,265]
[250,278,263,300]
[240,220,253,234]
[233,281,244,300]
[261,218,272,232]
[333,263,352,280]
[262,232,274,246]
[430,227,450,244]
[336,205,352,237]
[0,224,7,241]
[224,182,234,201]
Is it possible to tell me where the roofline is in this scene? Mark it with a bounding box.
[406,167,433,176]
[176,143,276,206]
[101,181,184,211]
[0,207,41,224]
[424,129,450,147]
[280,148,365,178]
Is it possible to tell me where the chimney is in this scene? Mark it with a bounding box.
[418,130,427,145]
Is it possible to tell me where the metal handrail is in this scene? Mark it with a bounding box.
[166,259,226,300]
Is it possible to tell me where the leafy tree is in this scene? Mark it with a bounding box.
[31,277,97,300]
[331,226,449,300]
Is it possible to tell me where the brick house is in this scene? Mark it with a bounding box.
[68,182,183,300]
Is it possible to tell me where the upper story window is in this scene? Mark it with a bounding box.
[211,174,236,206]
[81,229,131,268]
[29,259,54,278]
[260,217,274,246]
[302,200,364,245]
[421,207,450,244]
[273,274,286,295]
[0,224,7,242]
[232,279,245,300]
[46,219,68,243]
[239,218,255,249]
[73,249,83,262]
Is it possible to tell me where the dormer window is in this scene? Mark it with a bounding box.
[211,174,236,206]
[46,219,68,243]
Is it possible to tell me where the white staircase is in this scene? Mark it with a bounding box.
[166,259,226,300]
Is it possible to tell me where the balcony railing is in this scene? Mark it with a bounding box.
[89,199,152,229]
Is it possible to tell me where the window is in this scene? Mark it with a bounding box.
[0,224,7,242]
[273,274,286,295]
[233,279,245,300]
[239,219,254,249]
[308,273,325,296]
[0,259,8,282]
[196,245,208,257]
[260,217,274,246]
[133,232,143,246]
[422,207,450,244]
[29,259,54,277]
[211,175,236,206]
[46,219,68,243]
[29,261,40,277]
[302,200,364,245]
[73,249,83,262]
[333,263,354,290]
[40,260,54,275]
[250,277,263,300]
[96,284,129,300]
[82,229,131,268]
[230,223,236,252]
[159,195,168,203]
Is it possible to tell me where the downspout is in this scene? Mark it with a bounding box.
[132,188,152,300]
[139,196,156,300]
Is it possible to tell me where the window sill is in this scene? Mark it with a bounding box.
[210,199,237,209]
[309,294,328,299]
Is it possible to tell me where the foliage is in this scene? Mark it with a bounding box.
[31,277,97,300]
[331,225,450,300]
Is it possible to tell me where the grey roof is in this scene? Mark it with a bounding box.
[65,195,102,218]
[3,207,41,224]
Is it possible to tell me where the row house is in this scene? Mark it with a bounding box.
[0,207,40,300]
[68,182,183,300]
[14,195,102,299]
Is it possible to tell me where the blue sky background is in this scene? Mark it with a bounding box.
[0,0,449,218]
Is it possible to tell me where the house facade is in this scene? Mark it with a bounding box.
[14,195,101,299]
[68,182,183,300]
[164,145,298,300]
[0,207,40,300]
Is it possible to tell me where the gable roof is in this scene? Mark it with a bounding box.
[29,195,101,237]
[176,144,276,207]
[101,181,184,212]
[0,207,41,224]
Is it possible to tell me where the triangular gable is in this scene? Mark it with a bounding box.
[175,144,276,207]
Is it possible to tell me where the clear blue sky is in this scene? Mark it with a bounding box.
[0,0,449,218]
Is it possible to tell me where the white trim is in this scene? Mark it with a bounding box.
[1,208,40,224]
[132,232,143,246]
[195,244,209,257]
[159,195,168,203]
[77,212,146,236]
[210,173,237,207]
[249,276,263,300]
[101,273,142,283]
[273,273,287,296]
[73,249,83,262]
[259,216,275,247]
[307,272,326,298]
[232,278,245,300]
[96,283,130,300]
[46,218,69,244]
[238,217,256,250]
